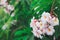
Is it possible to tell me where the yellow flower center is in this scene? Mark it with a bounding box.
[54,18,57,23]
[40,22,43,26]
[44,16,47,19]
[48,28,51,32]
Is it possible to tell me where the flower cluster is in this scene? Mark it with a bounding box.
[30,12,59,39]
[0,0,14,13]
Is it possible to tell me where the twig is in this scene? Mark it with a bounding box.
[53,36,56,40]
[50,0,56,14]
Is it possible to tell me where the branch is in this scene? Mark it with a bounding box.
[50,0,56,14]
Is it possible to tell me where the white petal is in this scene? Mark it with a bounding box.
[42,12,50,17]
[0,0,7,4]
[32,30,40,38]
[2,24,7,30]
[46,27,55,35]
[7,5,14,11]
[52,17,59,26]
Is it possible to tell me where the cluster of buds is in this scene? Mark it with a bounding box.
[0,0,14,13]
[30,12,59,39]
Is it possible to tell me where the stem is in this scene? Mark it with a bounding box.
[50,0,56,14]
[10,26,25,40]
[53,36,56,40]
[6,31,9,40]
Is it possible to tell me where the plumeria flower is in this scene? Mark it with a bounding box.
[30,19,37,28]
[52,17,59,26]
[31,23,43,39]
[36,21,45,30]
[41,12,50,17]
[32,27,43,39]
[3,2,8,7]
[4,5,14,13]
[2,24,7,30]
[0,0,7,5]
[7,5,14,11]
[41,29,46,35]
[0,0,14,14]
[41,12,51,22]
[30,11,59,39]
[30,17,38,28]
[0,0,8,7]
[32,29,43,39]
[45,26,55,35]
[32,29,40,38]
[32,30,40,38]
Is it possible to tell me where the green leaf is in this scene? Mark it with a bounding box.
[12,27,34,40]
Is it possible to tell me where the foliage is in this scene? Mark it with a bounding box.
[0,0,60,40]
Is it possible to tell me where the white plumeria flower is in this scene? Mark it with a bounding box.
[52,17,59,26]
[39,19,47,24]
[32,29,42,38]
[41,12,51,22]
[32,30,40,38]
[32,25,43,38]
[7,5,14,11]
[36,21,46,30]
[3,2,8,7]
[30,20,37,28]
[41,29,46,35]
[0,0,8,7]
[2,24,7,30]
[41,12,50,17]
[30,17,38,28]
[4,5,14,13]
[0,0,14,14]
[0,0,7,5]
[32,28,43,39]
[49,26,54,29]
[30,11,59,39]
[46,26,55,35]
